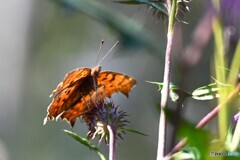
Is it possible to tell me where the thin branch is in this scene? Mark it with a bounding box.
[166,83,240,157]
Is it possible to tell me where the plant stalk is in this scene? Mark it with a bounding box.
[157,0,177,159]
[107,125,116,160]
[212,16,228,141]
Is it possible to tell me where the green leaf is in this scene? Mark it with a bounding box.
[146,81,179,91]
[191,83,220,100]
[147,81,191,102]
[64,130,106,160]
[191,82,232,100]
[124,128,148,136]
[114,0,168,16]
[177,122,209,160]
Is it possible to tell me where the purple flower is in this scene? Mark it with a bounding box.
[221,0,240,24]
[83,101,128,143]
[221,0,240,45]
[234,111,240,122]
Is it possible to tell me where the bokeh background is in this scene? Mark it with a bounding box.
[1,0,233,159]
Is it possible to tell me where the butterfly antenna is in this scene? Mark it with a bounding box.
[97,41,119,66]
[96,40,105,65]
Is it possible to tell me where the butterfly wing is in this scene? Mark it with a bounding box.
[45,69,136,127]
[97,71,136,97]
[60,72,136,126]
[44,68,92,124]
[60,92,100,126]
[50,68,91,97]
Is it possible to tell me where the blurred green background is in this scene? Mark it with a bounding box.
[0,0,215,160]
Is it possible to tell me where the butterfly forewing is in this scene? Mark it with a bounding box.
[45,68,93,121]
[50,68,91,97]
[47,86,78,118]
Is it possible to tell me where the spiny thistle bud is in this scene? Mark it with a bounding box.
[82,101,129,144]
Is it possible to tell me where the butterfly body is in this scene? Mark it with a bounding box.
[44,66,136,126]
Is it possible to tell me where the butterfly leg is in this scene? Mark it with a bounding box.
[92,75,105,104]
[82,95,92,112]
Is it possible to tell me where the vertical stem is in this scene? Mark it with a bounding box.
[157,28,174,157]
[107,125,116,160]
[212,16,228,141]
[157,0,177,159]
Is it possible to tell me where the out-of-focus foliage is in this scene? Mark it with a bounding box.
[225,118,240,152]
[165,108,209,159]
[114,0,168,17]
[54,0,163,54]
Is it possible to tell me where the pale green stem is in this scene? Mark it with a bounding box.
[212,16,228,141]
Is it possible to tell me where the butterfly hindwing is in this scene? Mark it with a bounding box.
[60,92,100,126]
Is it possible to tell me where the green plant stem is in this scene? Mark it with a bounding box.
[157,0,177,159]
[212,16,228,141]
[107,125,116,160]
[166,83,240,157]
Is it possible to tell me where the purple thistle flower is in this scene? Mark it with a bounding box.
[82,101,129,143]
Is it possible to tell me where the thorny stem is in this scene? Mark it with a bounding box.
[107,125,116,160]
[166,83,240,157]
[157,0,177,159]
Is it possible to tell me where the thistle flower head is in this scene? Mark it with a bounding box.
[82,101,129,143]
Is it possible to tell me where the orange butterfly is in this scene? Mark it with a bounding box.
[43,65,136,126]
